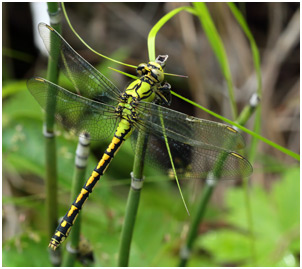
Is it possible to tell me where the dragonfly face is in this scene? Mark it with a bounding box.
[136,62,164,84]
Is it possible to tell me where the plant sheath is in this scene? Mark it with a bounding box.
[118,130,149,266]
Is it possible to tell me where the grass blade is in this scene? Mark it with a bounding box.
[147,6,197,61]
[60,2,136,69]
[193,2,237,119]
[171,91,299,161]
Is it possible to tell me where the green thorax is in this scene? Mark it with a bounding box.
[125,61,164,103]
[125,79,156,103]
[115,61,165,140]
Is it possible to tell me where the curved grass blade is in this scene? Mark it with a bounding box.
[108,67,138,80]
[172,91,299,161]
[193,2,237,119]
[228,3,262,95]
[60,2,136,69]
[158,106,190,215]
[147,6,197,61]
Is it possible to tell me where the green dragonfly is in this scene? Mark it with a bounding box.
[27,23,252,250]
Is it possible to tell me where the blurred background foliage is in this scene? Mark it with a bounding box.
[2,2,300,267]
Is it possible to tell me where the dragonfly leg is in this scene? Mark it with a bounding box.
[155,82,171,105]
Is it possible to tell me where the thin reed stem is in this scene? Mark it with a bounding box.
[179,94,259,266]
[179,182,215,266]
[45,2,62,266]
[118,131,149,266]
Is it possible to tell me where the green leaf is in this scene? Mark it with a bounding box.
[272,167,300,231]
[2,80,28,98]
[197,229,251,264]
[3,234,52,266]
[223,166,300,266]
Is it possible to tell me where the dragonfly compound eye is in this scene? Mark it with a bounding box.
[150,69,164,83]
[136,63,148,77]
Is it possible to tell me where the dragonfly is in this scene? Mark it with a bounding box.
[27,23,252,250]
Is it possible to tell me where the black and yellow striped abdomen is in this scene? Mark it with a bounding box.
[49,134,125,250]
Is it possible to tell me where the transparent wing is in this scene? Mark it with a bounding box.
[27,77,118,141]
[130,101,252,179]
[38,22,121,105]
[131,128,252,180]
[135,101,246,151]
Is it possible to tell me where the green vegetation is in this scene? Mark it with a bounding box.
[3,2,299,267]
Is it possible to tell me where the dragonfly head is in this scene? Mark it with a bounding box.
[136,62,164,84]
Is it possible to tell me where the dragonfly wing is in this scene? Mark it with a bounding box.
[27,77,118,141]
[38,23,121,104]
[135,101,246,151]
[131,128,253,180]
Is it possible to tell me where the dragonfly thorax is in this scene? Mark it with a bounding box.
[121,61,166,105]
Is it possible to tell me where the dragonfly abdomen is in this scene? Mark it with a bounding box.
[49,133,126,250]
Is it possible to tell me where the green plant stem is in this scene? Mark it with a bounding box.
[177,3,264,265]
[179,93,259,266]
[118,131,148,266]
[45,137,58,240]
[179,154,229,266]
[179,183,214,266]
[236,98,258,126]
[118,186,141,266]
[236,96,259,266]
[45,2,62,266]
[242,175,257,265]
